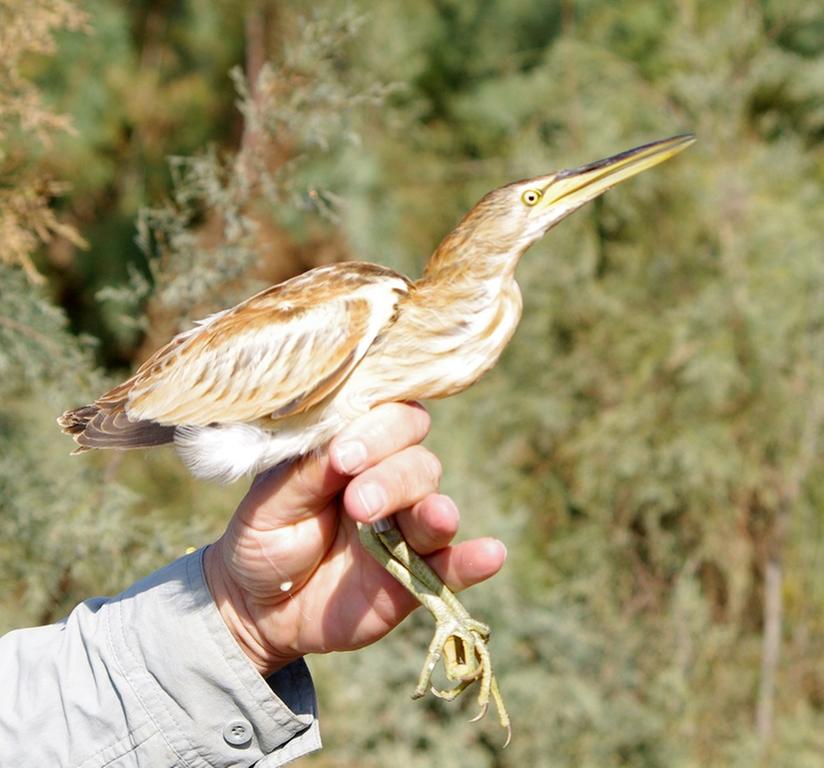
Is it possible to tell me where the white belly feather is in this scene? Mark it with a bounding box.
[174,409,349,484]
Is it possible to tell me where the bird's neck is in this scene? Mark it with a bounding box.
[422,229,523,285]
[409,243,524,352]
[413,266,517,314]
[412,235,526,334]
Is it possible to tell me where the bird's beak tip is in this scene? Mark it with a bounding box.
[559,132,695,179]
[544,132,696,210]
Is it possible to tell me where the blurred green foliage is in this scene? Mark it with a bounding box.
[2,0,824,765]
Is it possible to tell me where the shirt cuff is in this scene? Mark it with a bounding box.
[105,547,321,768]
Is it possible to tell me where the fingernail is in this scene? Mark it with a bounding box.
[333,440,367,474]
[496,540,508,562]
[439,495,460,522]
[357,482,388,520]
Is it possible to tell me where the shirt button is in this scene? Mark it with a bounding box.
[223,719,253,747]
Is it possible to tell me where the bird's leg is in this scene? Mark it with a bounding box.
[374,522,510,737]
[357,520,471,679]
[357,519,511,744]
[375,524,487,627]
[374,524,487,682]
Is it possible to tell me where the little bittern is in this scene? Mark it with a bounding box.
[60,134,694,743]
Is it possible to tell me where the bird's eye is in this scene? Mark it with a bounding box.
[521,189,542,206]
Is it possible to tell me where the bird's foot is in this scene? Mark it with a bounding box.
[412,608,510,745]
[412,611,488,696]
[357,521,511,745]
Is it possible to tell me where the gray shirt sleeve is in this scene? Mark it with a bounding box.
[0,547,322,767]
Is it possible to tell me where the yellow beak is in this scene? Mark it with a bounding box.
[542,133,695,210]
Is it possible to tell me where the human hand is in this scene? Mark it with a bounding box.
[204,402,507,677]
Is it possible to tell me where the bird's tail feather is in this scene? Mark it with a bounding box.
[58,402,175,451]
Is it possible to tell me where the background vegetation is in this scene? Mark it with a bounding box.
[2,0,823,765]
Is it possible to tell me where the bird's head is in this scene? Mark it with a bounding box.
[427,134,695,277]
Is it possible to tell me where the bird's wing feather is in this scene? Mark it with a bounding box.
[122,263,409,426]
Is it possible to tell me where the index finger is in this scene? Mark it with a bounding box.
[329,402,431,476]
[237,402,431,527]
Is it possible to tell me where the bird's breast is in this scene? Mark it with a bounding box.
[341,280,523,405]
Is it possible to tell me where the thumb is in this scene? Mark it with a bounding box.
[235,447,349,528]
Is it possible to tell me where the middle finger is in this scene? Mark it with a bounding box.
[343,444,442,524]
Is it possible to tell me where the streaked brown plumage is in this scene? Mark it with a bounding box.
[59,134,695,738]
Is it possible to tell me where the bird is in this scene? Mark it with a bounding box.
[59,133,695,743]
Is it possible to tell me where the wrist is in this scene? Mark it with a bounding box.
[203,543,299,678]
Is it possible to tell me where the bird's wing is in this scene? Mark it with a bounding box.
[119,263,410,426]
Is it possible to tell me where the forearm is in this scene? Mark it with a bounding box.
[0,549,321,768]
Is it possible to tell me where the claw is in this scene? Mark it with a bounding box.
[469,702,489,723]
[502,723,512,749]
[431,678,472,701]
